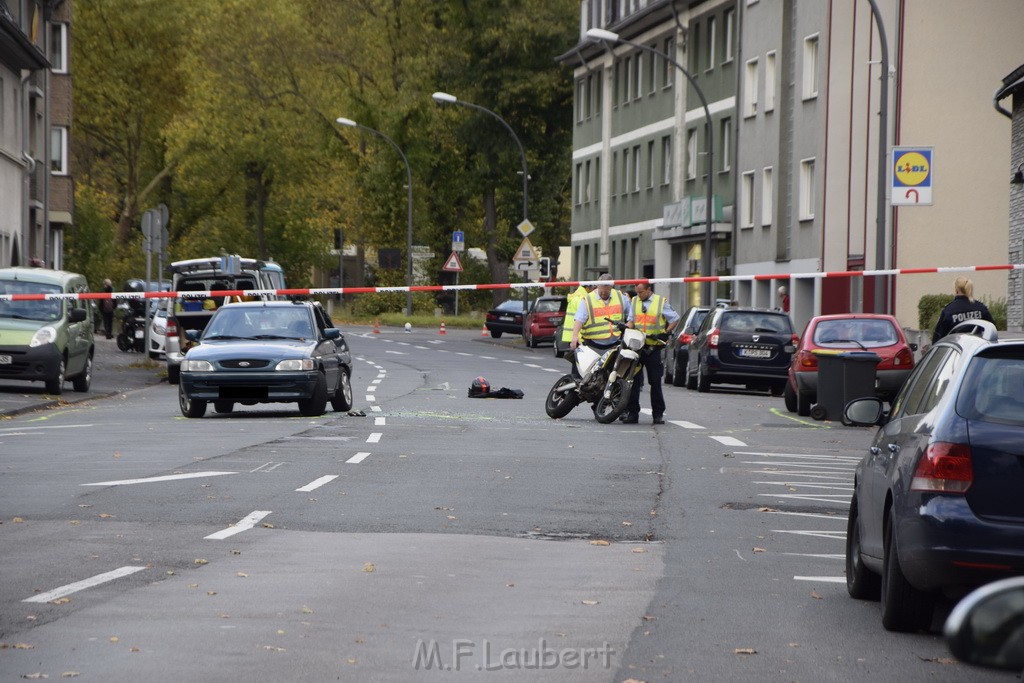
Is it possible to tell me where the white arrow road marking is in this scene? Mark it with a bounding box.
[794,576,846,583]
[710,436,747,447]
[82,471,236,486]
[296,475,339,492]
[346,452,371,464]
[205,510,272,540]
[367,433,382,443]
[23,566,147,603]
[669,420,705,429]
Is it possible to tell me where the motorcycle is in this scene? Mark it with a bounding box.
[115,302,147,353]
[545,320,666,423]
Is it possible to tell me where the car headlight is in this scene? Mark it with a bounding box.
[182,359,214,372]
[276,359,315,371]
[29,326,57,348]
[153,321,167,335]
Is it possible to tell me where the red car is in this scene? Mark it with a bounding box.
[523,295,567,348]
[785,314,917,416]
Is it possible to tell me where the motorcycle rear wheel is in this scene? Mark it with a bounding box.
[594,377,631,424]
[545,374,580,419]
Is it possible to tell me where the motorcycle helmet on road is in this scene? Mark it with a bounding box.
[468,377,490,398]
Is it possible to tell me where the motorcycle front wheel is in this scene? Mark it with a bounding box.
[594,377,631,424]
[545,373,580,419]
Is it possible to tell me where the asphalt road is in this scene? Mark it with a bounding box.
[0,326,1012,682]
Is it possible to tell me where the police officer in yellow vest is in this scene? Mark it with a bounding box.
[570,274,631,356]
[560,283,595,351]
[621,282,679,425]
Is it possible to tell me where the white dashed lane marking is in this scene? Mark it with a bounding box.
[375,417,386,426]
[669,420,705,429]
[710,436,747,447]
[296,475,339,492]
[346,452,371,464]
[23,566,147,603]
[367,433,382,443]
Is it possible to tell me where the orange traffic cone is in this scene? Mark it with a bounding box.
[480,323,490,337]
[439,320,447,335]
[373,319,380,334]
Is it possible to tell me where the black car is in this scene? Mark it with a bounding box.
[843,320,1024,632]
[684,307,796,395]
[178,300,353,418]
[484,299,532,338]
[663,306,710,387]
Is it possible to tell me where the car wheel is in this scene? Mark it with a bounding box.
[846,495,881,600]
[298,375,328,416]
[594,378,631,423]
[685,357,698,390]
[672,354,687,387]
[696,360,710,393]
[784,382,798,412]
[769,381,785,397]
[178,383,207,418]
[797,389,812,417]
[527,332,538,348]
[545,374,580,418]
[71,353,93,393]
[331,367,354,412]
[881,515,935,632]
[491,330,502,339]
[214,401,234,414]
[167,364,180,385]
[45,356,66,395]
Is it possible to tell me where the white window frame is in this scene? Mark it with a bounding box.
[740,171,755,228]
[662,37,675,88]
[576,79,585,123]
[686,129,697,180]
[661,136,672,186]
[49,22,68,74]
[765,51,777,112]
[584,159,592,203]
[723,9,735,64]
[624,147,632,192]
[624,56,632,105]
[648,44,657,95]
[574,162,583,205]
[720,118,731,172]
[647,140,655,189]
[50,126,68,175]
[706,16,716,72]
[634,53,643,100]
[631,144,641,192]
[803,34,819,100]
[761,166,773,226]
[743,58,758,118]
[799,158,816,220]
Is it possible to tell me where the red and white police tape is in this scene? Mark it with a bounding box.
[2,263,1022,302]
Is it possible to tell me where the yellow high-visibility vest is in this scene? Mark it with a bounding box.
[580,289,624,341]
[631,294,667,345]
[561,285,588,342]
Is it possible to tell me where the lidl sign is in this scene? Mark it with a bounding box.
[891,147,933,206]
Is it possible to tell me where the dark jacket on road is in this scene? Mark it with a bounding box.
[932,295,994,342]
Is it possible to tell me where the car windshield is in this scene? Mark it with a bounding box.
[0,280,63,321]
[534,299,563,313]
[958,349,1024,426]
[204,307,313,340]
[814,319,898,348]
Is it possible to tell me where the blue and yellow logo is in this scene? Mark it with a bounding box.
[893,150,931,187]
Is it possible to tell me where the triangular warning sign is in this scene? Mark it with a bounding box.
[442,251,463,272]
[514,237,539,262]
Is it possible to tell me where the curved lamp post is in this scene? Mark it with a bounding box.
[432,91,529,222]
[587,28,716,306]
[336,117,414,317]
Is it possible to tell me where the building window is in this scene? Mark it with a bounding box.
[648,44,657,95]
[686,129,697,180]
[576,79,585,123]
[706,16,716,72]
[799,158,816,220]
[631,144,641,192]
[761,166,773,226]
[765,51,776,112]
[585,75,593,119]
[744,58,758,118]
[611,151,618,195]
[595,69,603,117]
[594,157,601,204]
[624,56,632,105]
[623,147,631,193]
[574,162,583,205]
[51,126,69,175]
[49,23,68,74]
[803,34,819,100]
[720,118,731,172]
[584,160,592,203]
[691,25,700,73]
[741,171,755,228]
[647,140,655,189]
[633,53,642,100]
[661,136,672,186]
[724,9,735,63]
[663,37,675,88]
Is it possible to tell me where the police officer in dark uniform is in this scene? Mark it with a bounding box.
[932,277,994,343]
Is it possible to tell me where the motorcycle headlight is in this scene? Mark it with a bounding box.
[29,326,57,348]
[182,359,214,372]
[276,359,314,371]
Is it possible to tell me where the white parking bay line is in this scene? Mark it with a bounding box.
[205,510,272,540]
[296,475,339,492]
[375,417,386,426]
[367,433,383,443]
[669,420,705,429]
[346,452,371,464]
[367,386,377,392]
[23,566,147,603]
[710,436,747,447]
[82,471,236,487]
[794,576,846,583]
[365,395,375,402]
[370,406,382,412]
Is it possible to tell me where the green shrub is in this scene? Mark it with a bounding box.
[917,293,1006,332]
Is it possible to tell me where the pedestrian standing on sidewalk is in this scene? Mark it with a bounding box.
[932,277,995,343]
[620,282,679,425]
[101,278,115,339]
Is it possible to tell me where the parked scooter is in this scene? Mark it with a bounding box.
[544,321,666,423]
[115,302,147,353]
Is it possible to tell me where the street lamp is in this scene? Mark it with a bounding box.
[432,91,529,222]
[866,0,891,315]
[587,27,716,306]
[336,117,415,317]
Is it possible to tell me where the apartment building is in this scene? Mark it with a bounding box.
[997,63,1024,331]
[0,0,71,269]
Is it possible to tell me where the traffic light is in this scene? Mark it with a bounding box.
[538,257,551,280]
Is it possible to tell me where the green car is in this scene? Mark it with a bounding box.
[0,267,95,395]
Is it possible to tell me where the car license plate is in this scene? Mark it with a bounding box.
[135,329,145,339]
[0,354,11,365]
[499,316,513,322]
[739,348,771,359]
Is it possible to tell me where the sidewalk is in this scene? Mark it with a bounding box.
[0,336,165,418]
